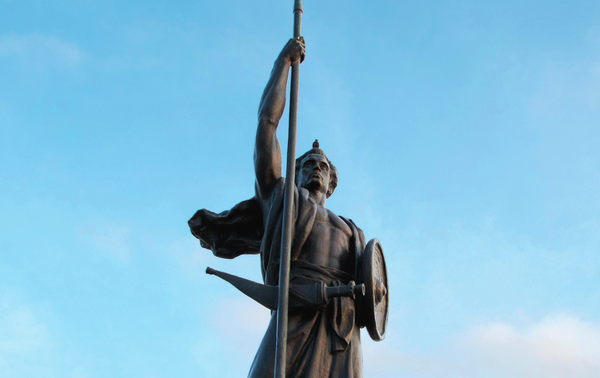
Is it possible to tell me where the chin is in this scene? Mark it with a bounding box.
[301,182,322,192]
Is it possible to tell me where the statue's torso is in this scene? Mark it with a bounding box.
[296,204,353,274]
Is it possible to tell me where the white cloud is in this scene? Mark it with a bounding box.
[77,222,132,265]
[529,56,600,121]
[213,296,271,355]
[363,313,600,378]
[0,33,85,69]
[0,298,53,378]
[459,314,600,378]
[161,237,210,283]
[70,367,90,378]
[191,296,271,377]
[0,303,50,353]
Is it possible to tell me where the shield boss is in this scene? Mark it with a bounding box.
[359,239,389,341]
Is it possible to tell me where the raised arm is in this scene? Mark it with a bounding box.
[254,37,305,200]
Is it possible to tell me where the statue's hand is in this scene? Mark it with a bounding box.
[279,37,305,64]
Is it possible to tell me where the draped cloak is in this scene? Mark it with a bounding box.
[189,178,366,378]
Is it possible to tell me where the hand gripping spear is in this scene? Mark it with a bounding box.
[275,1,303,377]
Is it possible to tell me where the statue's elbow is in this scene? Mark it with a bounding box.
[258,114,278,129]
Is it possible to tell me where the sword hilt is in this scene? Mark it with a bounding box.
[325,281,365,300]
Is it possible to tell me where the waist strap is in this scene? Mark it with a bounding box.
[290,260,353,285]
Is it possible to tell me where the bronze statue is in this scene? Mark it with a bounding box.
[188,37,388,378]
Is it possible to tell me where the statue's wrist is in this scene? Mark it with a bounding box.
[276,55,292,66]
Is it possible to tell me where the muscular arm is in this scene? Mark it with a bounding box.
[254,38,305,199]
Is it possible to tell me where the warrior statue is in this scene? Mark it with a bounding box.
[189,38,388,378]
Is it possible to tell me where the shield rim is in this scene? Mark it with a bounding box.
[361,238,389,341]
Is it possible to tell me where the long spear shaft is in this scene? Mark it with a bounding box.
[274,1,303,377]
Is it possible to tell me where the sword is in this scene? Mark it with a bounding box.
[206,267,365,310]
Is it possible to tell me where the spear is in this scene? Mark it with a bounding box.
[274,0,303,377]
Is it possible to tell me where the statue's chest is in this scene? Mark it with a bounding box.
[297,208,352,272]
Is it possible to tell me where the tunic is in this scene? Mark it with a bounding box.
[189,178,366,377]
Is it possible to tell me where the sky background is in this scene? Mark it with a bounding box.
[1,0,600,377]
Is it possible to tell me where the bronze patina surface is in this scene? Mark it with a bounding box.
[189,37,388,377]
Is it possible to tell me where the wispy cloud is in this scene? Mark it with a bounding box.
[77,222,133,265]
[212,296,271,357]
[0,291,92,378]
[0,33,85,70]
[0,297,52,377]
[459,314,600,377]
[191,296,271,377]
[0,303,50,353]
[363,313,600,378]
[161,237,210,283]
[529,54,600,121]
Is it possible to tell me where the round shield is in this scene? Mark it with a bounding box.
[360,239,389,341]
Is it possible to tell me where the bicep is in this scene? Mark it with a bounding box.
[254,117,282,198]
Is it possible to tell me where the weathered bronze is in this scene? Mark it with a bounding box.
[358,239,389,341]
[206,267,365,310]
[188,27,388,378]
[275,2,304,376]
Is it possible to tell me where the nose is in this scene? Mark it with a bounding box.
[311,165,323,174]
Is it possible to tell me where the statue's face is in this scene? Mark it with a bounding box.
[298,154,331,195]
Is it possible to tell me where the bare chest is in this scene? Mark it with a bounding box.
[296,206,353,273]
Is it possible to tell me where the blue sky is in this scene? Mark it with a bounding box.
[1,1,599,377]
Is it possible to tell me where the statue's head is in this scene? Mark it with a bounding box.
[295,140,338,198]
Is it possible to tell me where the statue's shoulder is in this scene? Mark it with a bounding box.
[339,216,366,248]
[339,216,362,232]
